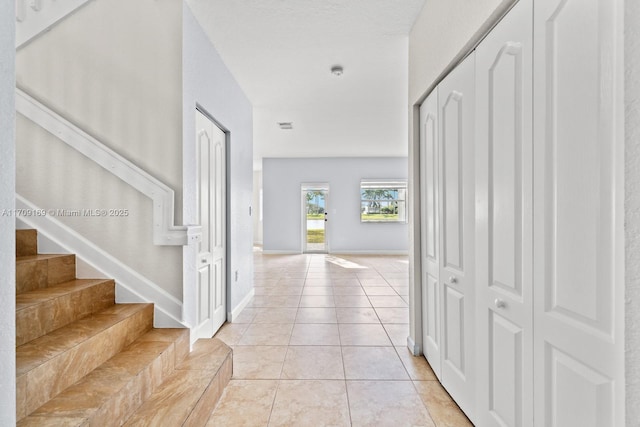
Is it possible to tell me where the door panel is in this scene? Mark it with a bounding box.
[489,311,523,427]
[444,285,465,374]
[533,0,623,425]
[442,92,463,270]
[195,110,226,338]
[420,88,441,378]
[437,51,475,419]
[475,1,533,425]
[546,344,613,427]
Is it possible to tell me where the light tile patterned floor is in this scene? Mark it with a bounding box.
[207,250,473,426]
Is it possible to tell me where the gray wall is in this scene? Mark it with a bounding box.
[0,0,15,422]
[263,157,408,254]
[183,4,254,312]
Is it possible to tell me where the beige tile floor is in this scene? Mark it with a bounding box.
[208,251,473,427]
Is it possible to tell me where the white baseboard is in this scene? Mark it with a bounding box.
[228,288,255,322]
[261,250,300,255]
[330,250,409,256]
[407,336,422,356]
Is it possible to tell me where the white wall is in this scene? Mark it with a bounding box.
[0,0,16,422]
[15,0,185,299]
[183,4,254,313]
[626,0,640,420]
[263,157,408,254]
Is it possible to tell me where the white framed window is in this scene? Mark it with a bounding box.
[360,179,407,223]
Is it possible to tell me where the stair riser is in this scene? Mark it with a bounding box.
[17,255,76,294]
[16,280,115,346]
[16,230,37,257]
[183,354,233,427]
[88,344,179,427]
[18,304,153,418]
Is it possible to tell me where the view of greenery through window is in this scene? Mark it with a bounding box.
[305,190,326,244]
[306,191,325,219]
[360,180,407,223]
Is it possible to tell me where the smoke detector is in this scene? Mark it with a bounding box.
[277,122,293,130]
[331,65,344,77]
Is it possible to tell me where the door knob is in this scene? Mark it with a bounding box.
[494,298,506,309]
[449,276,457,284]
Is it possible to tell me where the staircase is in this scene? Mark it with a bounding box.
[15,229,232,426]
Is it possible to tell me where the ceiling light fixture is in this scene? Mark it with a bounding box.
[331,65,343,77]
[277,122,293,130]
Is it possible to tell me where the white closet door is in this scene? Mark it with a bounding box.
[420,87,441,379]
[437,51,476,419]
[195,110,227,339]
[475,0,533,426]
[533,0,624,426]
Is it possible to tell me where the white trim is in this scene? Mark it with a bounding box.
[330,250,409,256]
[407,335,421,356]
[261,250,301,255]
[227,288,255,322]
[16,195,187,329]
[15,88,198,246]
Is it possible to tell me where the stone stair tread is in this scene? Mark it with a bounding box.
[16,253,70,263]
[16,278,113,310]
[17,415,87,426]
[17,303,152,376]
[20,329,189,426]
[177,337,231,371]
[123,338,232,426]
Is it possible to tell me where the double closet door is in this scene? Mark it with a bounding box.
[419,50,477,420]
[420,0,624,425]
[474,0,534,425]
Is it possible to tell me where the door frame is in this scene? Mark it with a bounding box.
[301,183,329,253]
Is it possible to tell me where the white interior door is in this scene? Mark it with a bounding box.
[437,51,476,420]
[533,0,624,425]
[195,109,226,338]
[475,1,533,426]
[420,87,442,379]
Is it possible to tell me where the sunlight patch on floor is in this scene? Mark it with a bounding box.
[325,256,368,269]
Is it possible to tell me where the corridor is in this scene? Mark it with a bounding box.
[207,250,472,426]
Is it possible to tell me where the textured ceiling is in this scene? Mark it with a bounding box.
[185,0,426,169]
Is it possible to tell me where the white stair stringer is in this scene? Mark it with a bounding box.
[15,88,200,246]
[16,194,188,329]
[16,0,93,48]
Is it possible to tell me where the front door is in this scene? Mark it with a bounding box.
[302,185,329,253]
[195,109,226,338]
